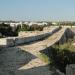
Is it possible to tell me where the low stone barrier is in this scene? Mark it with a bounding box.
[0,37,15,48]
[15,32,51,45]
[15,26,61,45]
[0,27,60,48]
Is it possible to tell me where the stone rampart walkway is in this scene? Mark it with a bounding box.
[0,28,66,75]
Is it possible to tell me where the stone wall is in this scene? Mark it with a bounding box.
[18,26,59,37]
[66,64,75,75]
[15,32,51,45]
[0,37,15,48]
[0,27,74,49]
[0,27,60,48]
[58,28,75,44]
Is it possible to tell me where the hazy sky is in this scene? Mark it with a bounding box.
[0,0,75,21]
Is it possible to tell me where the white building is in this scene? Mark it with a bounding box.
[52,22,57,25]
[24,22,29,25]
[10,22,23,27]
[10,22,22,31]
[28,22,47,26]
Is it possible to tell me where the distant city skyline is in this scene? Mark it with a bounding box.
[0,0,75,21]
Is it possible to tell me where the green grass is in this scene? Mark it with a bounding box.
[37,53,51,64]
[52,42,75,52]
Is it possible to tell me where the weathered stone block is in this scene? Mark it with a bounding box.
[66,64,75,75]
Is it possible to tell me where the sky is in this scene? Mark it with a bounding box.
[0,0,75,21]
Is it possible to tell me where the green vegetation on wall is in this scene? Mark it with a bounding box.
[49,41,75,73]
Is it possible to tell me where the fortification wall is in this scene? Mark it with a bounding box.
[58,28,75,44]
[0,27,60,48]
[18,26,59,37]
[0,27,74,49]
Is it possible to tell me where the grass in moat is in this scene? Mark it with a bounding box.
[37,38,75,73]
[49,39,75,73]
[37,53,50,64]
[52,39,75,52]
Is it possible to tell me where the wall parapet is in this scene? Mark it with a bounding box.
[0,27,60,48]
